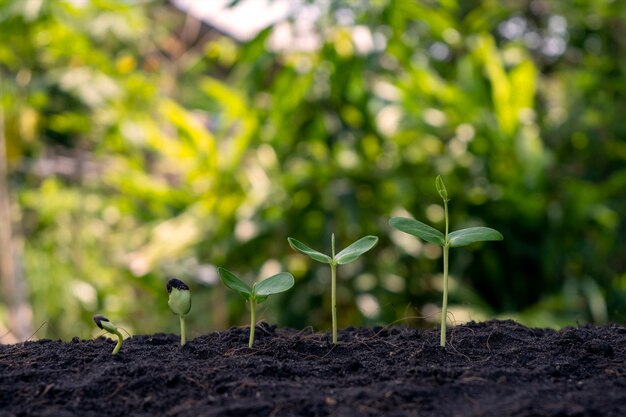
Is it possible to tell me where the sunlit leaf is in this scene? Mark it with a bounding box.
[448,227,503,247]
[389,217,445,246]
[334,236,379,265]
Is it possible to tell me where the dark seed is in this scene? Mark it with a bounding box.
[166,278,190,293]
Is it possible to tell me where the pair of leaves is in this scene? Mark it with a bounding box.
[389,217,503,248]
[287,235,379,265]
[218,268,294,303]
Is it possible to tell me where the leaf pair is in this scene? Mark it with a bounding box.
[389,217,502,248]
[218,268,294,303]
[287,235,379,264]
[288,234,378,344]
[218,267,294,347]
[389,175,503,347]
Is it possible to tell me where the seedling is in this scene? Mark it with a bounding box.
[93,315,124,355]
[166,278,192,346]
[287,234,378,344]
[389,175,503,347]
[218,268,294,348]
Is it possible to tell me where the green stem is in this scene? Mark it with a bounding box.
[112,331,123,355]
[441,198,450,348]
[331,234,337,344]
[249,300,256,348]
[441,245,449,347]
[180,315,186,346]
[331,262,337,344]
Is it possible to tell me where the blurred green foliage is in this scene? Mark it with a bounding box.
[1,0,625,340]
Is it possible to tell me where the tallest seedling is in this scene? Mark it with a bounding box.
[389,176,503,347]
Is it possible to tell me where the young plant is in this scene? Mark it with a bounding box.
[287,234,378,344]
[389,176,503,347]
[93,315,124,355]
[166,278,191,346]
[218,268,294,348]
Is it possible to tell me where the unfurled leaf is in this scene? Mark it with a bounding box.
[389,217,445,246]
[218,268,253,300]
[334,236,379,265]
[448,227,503,247]
[254,272,295,297]
[287,238,332,264]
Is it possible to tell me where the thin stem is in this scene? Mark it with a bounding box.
[440,198,450,348]
[331,234,337,344]
[112,331,123,355]
[331,263,337,344]
[180,315,186,346]
[249,301,256,348]
[441,245,449,347]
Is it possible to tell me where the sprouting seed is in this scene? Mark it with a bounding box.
[93,315,124,355]
[166,278,191,346]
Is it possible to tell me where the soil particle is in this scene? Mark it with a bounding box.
[1,320,626,416]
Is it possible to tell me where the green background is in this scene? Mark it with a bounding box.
[1,0,624,342]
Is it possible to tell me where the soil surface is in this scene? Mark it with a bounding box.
[1,320,626,417]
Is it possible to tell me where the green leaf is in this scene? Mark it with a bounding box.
[254,272,295,297]
[389,217,445,246]
[435,175,449,201]
[218,267,253,300]
[287,238,332,264]
[448,227,503,247]
[334,235,379,265]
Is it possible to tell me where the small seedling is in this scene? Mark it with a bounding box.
[287,234,378,344]
[218,268,294,348]
[389,175,503,347]
[166,278,192,346]
[93,315,124,355]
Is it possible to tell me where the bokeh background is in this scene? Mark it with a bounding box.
[1,0,625,343]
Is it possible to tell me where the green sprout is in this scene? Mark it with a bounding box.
[166,278,191,346]
[389,175,503,347]
[218,268,294,348]
[93,315,124,355]
[287,234,378,344]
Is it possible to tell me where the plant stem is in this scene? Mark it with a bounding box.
[180,315,186,346]
[441,245,449,347]
[331,262,337,344]
[440,197,450,348]
[331,233,337,344]
[249,301,256,348]
[112,331,123,355]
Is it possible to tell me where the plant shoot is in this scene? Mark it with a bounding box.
[93,315,124,355]
[389,176,503,347]
[287,234,378,344]
[218,268,294,348]
[166,278,192,346]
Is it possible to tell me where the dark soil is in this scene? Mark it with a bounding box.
[1,320,626,417]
